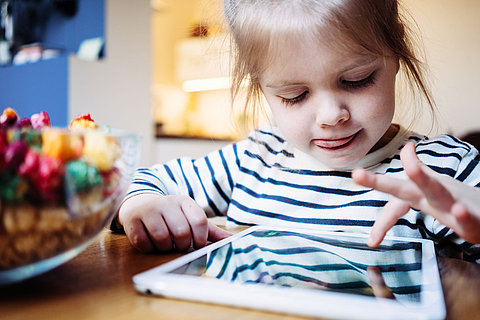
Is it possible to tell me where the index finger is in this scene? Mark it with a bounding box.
[352,168,421,203]
[368,198,411,247]
[180,198,209,249]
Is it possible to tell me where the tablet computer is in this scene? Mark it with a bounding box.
[133,226,445,320]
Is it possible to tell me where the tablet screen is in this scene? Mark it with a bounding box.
[168,229,422,303]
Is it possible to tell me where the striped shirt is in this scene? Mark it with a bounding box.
[125,125,480,262]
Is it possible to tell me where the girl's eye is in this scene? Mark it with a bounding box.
[341,72,376,90]
[281,91,308,106]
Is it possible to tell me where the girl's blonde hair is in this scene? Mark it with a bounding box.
[223,0,435,131]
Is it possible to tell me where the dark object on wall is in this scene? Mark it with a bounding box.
[4,0,78,58]
[52,0,78,17]
[461,131,480,151]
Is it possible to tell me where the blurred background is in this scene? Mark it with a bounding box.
[1,0,479,166]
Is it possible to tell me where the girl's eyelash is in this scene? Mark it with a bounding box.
[279,71,375,106]
[341,72,376,89]
[281,91,308,106]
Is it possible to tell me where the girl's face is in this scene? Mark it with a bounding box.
[260,38,398,169]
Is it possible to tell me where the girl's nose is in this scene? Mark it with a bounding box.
[314,93,350,127]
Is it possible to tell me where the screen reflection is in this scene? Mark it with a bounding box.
[172,229,423,303]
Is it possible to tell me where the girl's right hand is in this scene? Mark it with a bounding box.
[353,142,480,247]
[118,194,232,252]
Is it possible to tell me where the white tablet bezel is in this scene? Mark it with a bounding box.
[133,226,446,320]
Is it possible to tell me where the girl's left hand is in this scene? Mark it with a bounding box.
[352,142,480,247]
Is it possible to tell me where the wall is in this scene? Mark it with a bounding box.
[401,0,480,137]
[0,55,68,126]
[69,0,154,165]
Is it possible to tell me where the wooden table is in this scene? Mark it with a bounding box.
[1,229,480,320]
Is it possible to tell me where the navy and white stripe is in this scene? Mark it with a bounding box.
[124,125,480,262]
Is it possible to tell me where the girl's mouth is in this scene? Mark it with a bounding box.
[313,132,358,150]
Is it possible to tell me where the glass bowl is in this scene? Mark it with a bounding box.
[0,127,140,285]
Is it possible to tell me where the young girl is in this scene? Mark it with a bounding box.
[116,0,480,262]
